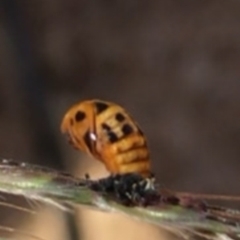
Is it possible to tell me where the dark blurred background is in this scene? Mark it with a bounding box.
[1,0,240,239]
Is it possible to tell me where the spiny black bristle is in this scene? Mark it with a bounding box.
[85,173,160,206]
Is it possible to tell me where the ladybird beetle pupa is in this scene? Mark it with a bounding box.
[61,99,151,177]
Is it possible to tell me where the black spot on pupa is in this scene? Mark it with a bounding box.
[95,101,109,114]
[122,124,134,136]
[75,111,86,122]
[83,130,94,153]
[108,131,118,143]
[102,123,111,131]
[115,113,125,122]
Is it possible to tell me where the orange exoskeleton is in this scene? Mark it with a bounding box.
[61,99,151,177]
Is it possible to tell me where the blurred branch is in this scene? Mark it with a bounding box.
[0,226,44,240]
[0,159,240,240]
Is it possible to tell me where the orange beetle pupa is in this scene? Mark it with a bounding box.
[61,99,151,177]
